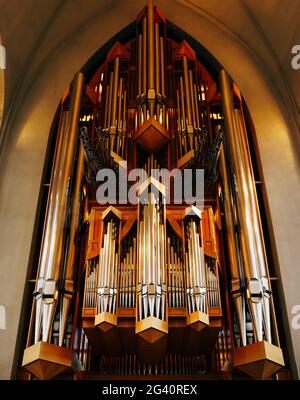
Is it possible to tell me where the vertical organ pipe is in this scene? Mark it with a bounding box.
[182,56,193,133]
[36,72,84,343]
[219,69,271,344]
[147,0,155,93]
[218,127,247,345]
[59,143,85,346]
[33,109,68,344]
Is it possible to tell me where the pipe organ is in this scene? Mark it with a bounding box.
[21,0,287,381]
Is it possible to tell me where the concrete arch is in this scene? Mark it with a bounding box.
[0,0,299,379]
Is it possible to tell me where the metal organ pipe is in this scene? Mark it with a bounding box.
[137,193,166,322]
[111,57,120,126]
[59,143,85,347]
[219,69,273,345]
[182,56,193,137]
[97,215,120,316]
[34,72,84,344]
[184,211,208,317]
[147,0,155,103]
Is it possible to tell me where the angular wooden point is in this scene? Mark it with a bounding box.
[102,206,122,222]
[137,176,166,198]
[187,311,209,331]
[22,342,72,380]
[177,149,195,169]
[174,40,196,61]
[106,41,129,61]
[233,341,285,380]
[134,117,170,152]
[95,312,117,332]
[136,317,168,344]
[138,327,165,344]
[184,205,202,221]
[110,150,126,169]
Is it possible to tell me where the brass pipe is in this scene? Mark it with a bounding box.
[179,76,187,151]
[31,107,68,344]
[182,56,193,132]
[142,17,147,94]
[111,57,120,127]
[160,36,166,126]
[104,81,109,129]
[38,110,69,285]
[42,72,84,342]
[138,34,142,96]
[117,77,123,153]
[64,143,84,280]
[142,17,147,121]
[46,72,84,282]
[234,108,274,344]
[218,104,247,347]
[117,78,123,131]
[107,71,114,131]
[121,90,126,157]
[138,34,142,127]
[155,23,160,95]
[176,89,183,157]
[160,36,165,96]
[155,23,160,119]
[193,83,200,129]
[147,0,155,91]
[219,69,264,343]
[189,70,196,129]
[111,57,120,151]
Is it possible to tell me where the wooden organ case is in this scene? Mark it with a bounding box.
[21,0,288,381]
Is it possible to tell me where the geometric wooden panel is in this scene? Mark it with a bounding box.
[22,341,73,380]
[233,340,285,380]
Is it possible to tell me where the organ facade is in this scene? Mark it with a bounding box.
[20,0,288,380]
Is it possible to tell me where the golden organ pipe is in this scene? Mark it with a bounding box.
[182,56,193,133]
[104,80,109,129]
[147,0,155,93]
[155,23,160,95]
[111,57,120,127]
[160,36,165,96]
[59,143,85,346]
[107,71,114,131]
[117,77,123,132]
[179,76,186,141]
[193,83,200,128]
[138,34,142,127]
[138,34,142,96]
[189,70,196,129]
[142,17,147,94]
[40,72,83,343]
[219,69,272,344]
[32,109,68,344]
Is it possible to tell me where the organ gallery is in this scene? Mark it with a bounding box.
[19,0,290,380]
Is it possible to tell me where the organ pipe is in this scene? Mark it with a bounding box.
[33,72,84,344]
[219,69,275,346]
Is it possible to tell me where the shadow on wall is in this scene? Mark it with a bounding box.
[0,34,5,130]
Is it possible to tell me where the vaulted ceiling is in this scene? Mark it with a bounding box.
[0,0,299,132]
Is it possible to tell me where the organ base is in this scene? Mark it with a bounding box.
[22,341,73,380]
[95,312,117,332]
[187,311,209,331]
[233,341,284,380]
[136,317,168,343]
[133,116,170,152]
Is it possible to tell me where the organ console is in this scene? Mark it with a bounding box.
[21,0,287,381]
